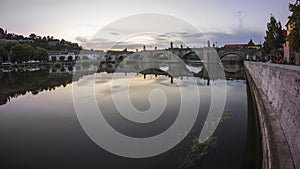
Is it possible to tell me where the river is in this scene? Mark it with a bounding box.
[0,63,260,169]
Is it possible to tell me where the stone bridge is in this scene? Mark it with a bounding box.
[216,47,262,61]
[99,48,245,81]
[171,47,262,62]
[105,47,262,63]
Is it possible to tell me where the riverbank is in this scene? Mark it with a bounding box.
[1,61,75,68]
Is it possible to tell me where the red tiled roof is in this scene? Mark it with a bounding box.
[223,44,246,48]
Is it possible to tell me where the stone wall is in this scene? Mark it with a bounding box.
[245,62,300,169]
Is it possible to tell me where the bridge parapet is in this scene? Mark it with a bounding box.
[217,47,262,61]
[108,47,263,63]
[245,62,299,169]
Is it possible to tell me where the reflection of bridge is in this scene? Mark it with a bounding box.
[77,47,248,83]
[98,62,245,82]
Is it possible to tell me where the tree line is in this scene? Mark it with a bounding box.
[287,0,300,52]
[0,28,82,63]
[263,0,300,63]
[0,43,48,63]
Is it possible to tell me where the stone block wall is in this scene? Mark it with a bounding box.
[245,62,300,168]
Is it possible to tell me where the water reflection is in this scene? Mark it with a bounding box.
[0,62,250,169]
[0,68,73,105]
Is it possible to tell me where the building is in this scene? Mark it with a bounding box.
[48,40,59,46]
[48,51,76,61]
[284,20,299,65]
[223,39,261,49]
[79,49,105,61]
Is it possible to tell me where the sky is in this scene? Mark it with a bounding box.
[0,0,295,50]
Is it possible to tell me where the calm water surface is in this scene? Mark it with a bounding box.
[0,64,258,169]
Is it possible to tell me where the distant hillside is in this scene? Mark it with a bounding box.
[0,28,82,62]
[0,28,82,51]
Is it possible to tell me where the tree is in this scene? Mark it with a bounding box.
[34,47,48,61]
[10,43,34,63]
[6,33,13,39]
[10,44,24,63]
[288,0,300,52]
[0,45,8,61]
[263,15,285,58]
[0,28,4,38]
[0,28,4,35]
[23,44,34,61]
[29,33,37,39]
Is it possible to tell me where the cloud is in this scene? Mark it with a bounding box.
[205,29,264,46]
[75,36,89,43]
[110,32,120,35]
[181,32,205,38]
[236,11,244,29]
[84,37,119,49]
[77,28,264,50]
[175,32,189,35]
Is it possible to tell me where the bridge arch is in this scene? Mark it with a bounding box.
[223,64,243,74]
[245,53,258,61]
[182,51,201,60]
[105,55,112,62]
[220,53,243,62]
[116,55,124,62]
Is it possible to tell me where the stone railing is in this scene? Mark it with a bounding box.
[245,62,300,169]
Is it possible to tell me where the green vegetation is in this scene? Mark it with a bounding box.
[0,28,81,51]
[0,28,82,62]
[0,69,73,105]
[53,62,62,69]
[219,108,232,123]
[68,65,73,72]
[178,136,217,169]
[263,15,285,58]
[60,66,66,72]
[161,108,233,169]
[185,52,201,60]
[34,47,48,61]
[0,45,8,61]
[288,0,300,51]
[10,43,34,63]
[8,43,48,63]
